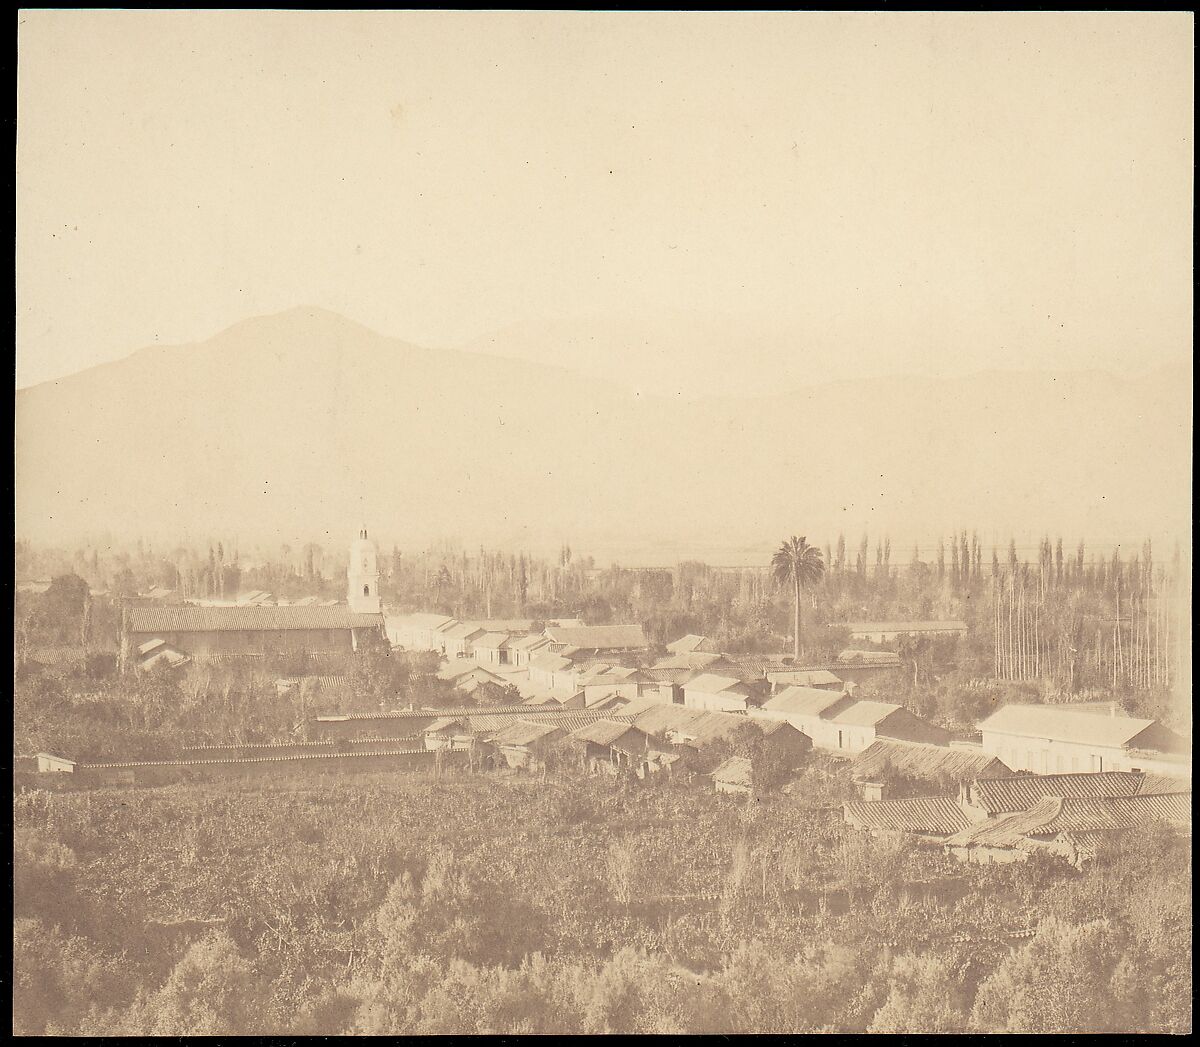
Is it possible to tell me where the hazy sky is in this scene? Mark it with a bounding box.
[16,10,1194,390]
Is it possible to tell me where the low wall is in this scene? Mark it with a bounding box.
[23,748,466,790]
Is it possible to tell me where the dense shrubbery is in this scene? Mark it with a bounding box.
[12,772,1191,1034]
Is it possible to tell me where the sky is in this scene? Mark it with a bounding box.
[15,10,1194,391]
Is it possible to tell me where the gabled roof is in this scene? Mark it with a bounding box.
[437,661,504,681]
[543,625,647,649]
[828,700,904,727]
[490,720,565,747]
[622,702,710,736]
[844,795,972,835]
[852,740,1012,784]
[568,719,644,747]
[711,756,753,787]
[529,653,573,673]
[946,792,1192,848]
[128,605,383,633]
[666,634,711,654]
[978,703,1161,749]
[509,633,554,652]
[472,632,511,650]
[444,623,487,641]
[967,771,1157,815]
[762,687,849,718]
[672,711,750,747]
[683,673,748,695]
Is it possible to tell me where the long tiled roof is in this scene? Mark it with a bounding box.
[843,620,967,633]
[968,771,1153,814]
[852,740,1012,783]
[467,709,633,734]
[490,720,566,746]
[947,792,1191,847]
[766,669,843,687]
[128,605,384,633]
[1138,773,1191,795]
[317,704,535,722]
[978,703,1159,748]
[652,652,727,670]
[844,796,972,835]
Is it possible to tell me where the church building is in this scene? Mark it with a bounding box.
[122,528,387,667]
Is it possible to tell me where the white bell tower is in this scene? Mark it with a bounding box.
[347,527,381,613]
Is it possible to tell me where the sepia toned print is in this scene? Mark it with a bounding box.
[13,9,1191,1036]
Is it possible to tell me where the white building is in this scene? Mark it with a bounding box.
[978,703,1190,776]
[682,673,753,713]
[347,528,382,614]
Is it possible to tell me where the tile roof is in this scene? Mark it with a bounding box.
[544,625,647,649]
[844,795,972,835]
[978,703,1159,748]
[711,756,753,787]
[472,632,511,650]
[672,711,751,747]
[425,716,470,733]
[642,667,697,685]
[568,719,644,746]
[852,740,1012,783]
[762,687,850,717]
[317,704,536,722]
[967,771,1156,814]
[683,673,747,694]
[843,620,968,633]
[444,623,487,641]
[666,634,711,654]
[767,669,844,687]
[1138,773,1191,795]
[651,652,728,671]
[467,709,633,735]
[837,650,904,665]
[622,703,710,736]
[490,720,566,747]
[947,792,1192,848]
[128,605,384,633]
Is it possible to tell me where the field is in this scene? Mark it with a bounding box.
[13,766,1191,1034]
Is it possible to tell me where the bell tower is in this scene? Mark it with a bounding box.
[347,527,381,613]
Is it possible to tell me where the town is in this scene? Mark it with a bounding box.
[14,9,1191,1038]
[21,527,1191,866]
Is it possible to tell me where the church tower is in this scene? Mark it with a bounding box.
[347,527,382,613]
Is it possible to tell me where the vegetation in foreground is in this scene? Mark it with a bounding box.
[13,770,1191,1035]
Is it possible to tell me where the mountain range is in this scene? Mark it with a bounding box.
[15,306,1191,564]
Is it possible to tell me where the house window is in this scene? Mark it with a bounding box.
[837,731,844,749]
[363,585,370,597]
[1071,756,1079,772]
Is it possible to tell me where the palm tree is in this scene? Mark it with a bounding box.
[771,536,826,662]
